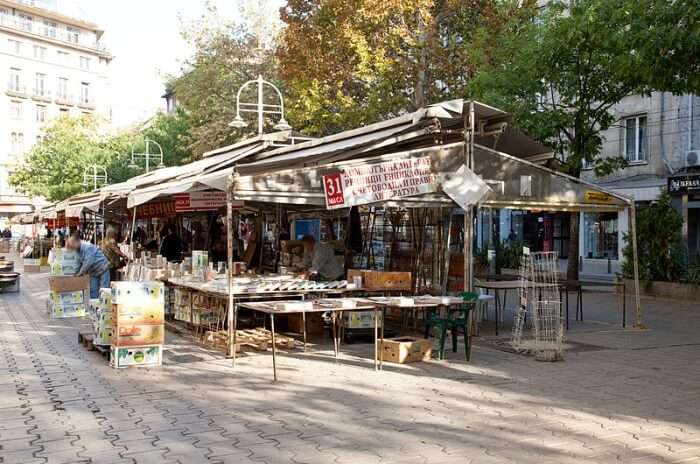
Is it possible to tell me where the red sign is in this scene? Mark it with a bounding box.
[135,200,176,219]
[322,172,346,209]
[174,191,228,212]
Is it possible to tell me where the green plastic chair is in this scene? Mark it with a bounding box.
[426,292,478,361]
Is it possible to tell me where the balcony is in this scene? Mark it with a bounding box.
[55,94,74,106]
[0,14,108,53]
[77,97,95,110]
[31,88,51,102]
[6,84,28,98]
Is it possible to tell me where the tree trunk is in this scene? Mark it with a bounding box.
[567,212,579,280]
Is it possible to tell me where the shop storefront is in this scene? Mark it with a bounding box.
[668,172,700,259]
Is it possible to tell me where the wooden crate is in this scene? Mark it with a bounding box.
[347,270,411,291]
[378,336,432,364]
[286,313,324,335]
[204,328,296,352]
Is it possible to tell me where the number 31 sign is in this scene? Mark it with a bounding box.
[322,172,346,209]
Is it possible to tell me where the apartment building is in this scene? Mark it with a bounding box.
[0,0,112,216]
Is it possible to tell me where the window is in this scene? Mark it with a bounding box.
[80,82,90,104]
[583,212,619,259]
[57,50,69,64]
[57,77,68,99]
[19,13,32,32]
[67,26,80,43]
[10,132,24,156]
[59,108,69,115]
[33,45,46,60]
[8,39,21,55]
[36,104,46,123]
[79,56,90,70]
[10,101,22,120]
[625,115,647,162]
[8,68,21,92]
[43,19,56,38]
[34,73,46,96]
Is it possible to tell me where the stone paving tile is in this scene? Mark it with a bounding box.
[2,269,700,464]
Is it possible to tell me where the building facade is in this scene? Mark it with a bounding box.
[475,93,700,277]
[0,0,111,217]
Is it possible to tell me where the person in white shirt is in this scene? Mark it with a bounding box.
[300,235,344,281]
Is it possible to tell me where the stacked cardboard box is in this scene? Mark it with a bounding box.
[48,248,80,276]
[110,281,165,368]
[47,275,89,318]
[91,288,113,345]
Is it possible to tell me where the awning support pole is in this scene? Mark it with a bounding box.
[129,206,137,260]
[463,101,475,293]
[629,202,643,328]
[227,172,238,364]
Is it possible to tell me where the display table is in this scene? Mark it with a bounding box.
[237,298,380,381]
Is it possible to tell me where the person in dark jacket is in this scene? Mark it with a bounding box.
[159,225,183,262]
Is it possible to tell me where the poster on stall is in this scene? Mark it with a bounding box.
[322,157,439,210]
[174,191,232,212]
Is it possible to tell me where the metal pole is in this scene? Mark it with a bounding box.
[629,203,643,328]
[257,75,264,135]
[227,173,237,364]
[129,206,137,259]
[463,101,475,293]
[145,140,150,173]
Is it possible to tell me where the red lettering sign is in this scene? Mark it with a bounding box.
[323,173,346,209]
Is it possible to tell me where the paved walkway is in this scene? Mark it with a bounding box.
[1,269,699,463]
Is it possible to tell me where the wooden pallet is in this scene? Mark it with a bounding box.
[78,332,95,351]
[204,328,296,352]
[78,332,111,360]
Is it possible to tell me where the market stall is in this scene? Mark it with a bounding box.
[221,99,641,378]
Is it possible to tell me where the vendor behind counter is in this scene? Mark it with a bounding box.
[300,235,344,281]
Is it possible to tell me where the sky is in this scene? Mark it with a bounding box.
[55,0,278,128]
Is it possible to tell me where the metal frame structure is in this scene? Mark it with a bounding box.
[129,138,165,173]
[229,75,292,135]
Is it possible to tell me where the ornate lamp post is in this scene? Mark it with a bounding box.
[82,164,108,190]
[229,74,291,135]
[128,138,165,173]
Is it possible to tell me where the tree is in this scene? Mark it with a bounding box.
[9,115,136,202]
[470,0,700,279]
[142,107,195,165]
[168,3,282,158]
[622,194,684,283]
[277,0,538,136]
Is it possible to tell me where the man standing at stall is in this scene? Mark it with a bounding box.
[67,233,110,298]
[300,235,344,281]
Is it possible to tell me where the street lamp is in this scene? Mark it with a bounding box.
[128,138,165,173]
[229,74,292,135]
[82,164,108,190]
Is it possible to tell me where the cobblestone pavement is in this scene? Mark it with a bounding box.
[1,270,699,464]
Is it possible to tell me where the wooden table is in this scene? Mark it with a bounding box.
[236,298,380,381]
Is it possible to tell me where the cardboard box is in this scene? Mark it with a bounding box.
[94,326,113,345]
[344,311,381,330]
[111,281,165,305]
[287,312,325,335]
[347,270,411,291]
[49,275,90,295]
[51,290,85,305]
[24,264,42,273]
[378,337,432,364]
[49,302,87,318]
[110,345,162,368]
[113,303,164,325]
[114,324,164,346]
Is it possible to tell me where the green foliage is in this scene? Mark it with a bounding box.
[9,115,137,202]
[622,194,685,283]
[9,109,193,202]
[495,240,524,271]
[168,4,280,158]
[278,0,538,136]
